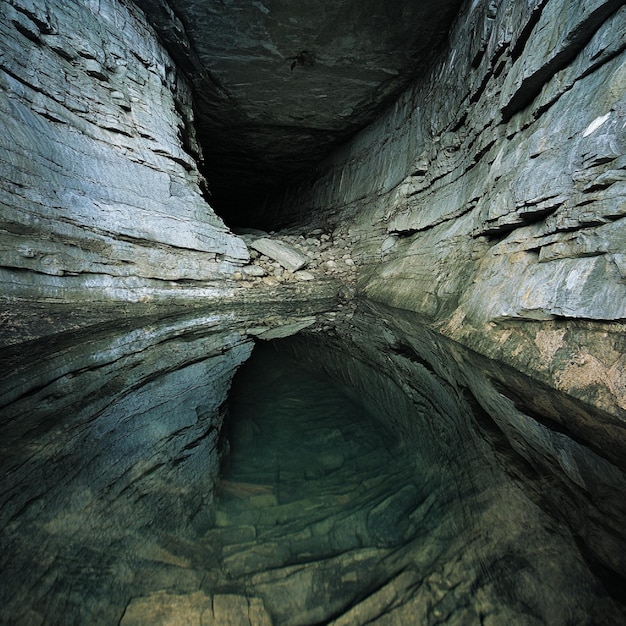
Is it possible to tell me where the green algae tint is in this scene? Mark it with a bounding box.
[207,340,625,625]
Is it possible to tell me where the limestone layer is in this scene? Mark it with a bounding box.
[0,0,248,303]
[268,0,626,420]
[261,0,626,589]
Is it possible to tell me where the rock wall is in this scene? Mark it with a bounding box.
[268,1,626,422]
[0,0,248,303]
[1,0,625,618]
[0,309,252,622]
[279,302,626,600]
[262,0,626,590]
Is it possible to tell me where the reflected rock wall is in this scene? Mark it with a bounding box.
[280,304,626,587]
[2,304,625,624]
[0,310,254,622]
[1,0,625,622]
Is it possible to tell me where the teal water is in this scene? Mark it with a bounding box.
[217,341,424,554]
[205,339,626,625]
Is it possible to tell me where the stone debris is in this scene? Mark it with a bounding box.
[237,230,359,293]
[1,0,251,304]
[249,238,309,272]
[241,264,266,277]
[293,270,314,281]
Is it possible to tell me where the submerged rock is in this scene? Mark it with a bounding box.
[121,591,272,626]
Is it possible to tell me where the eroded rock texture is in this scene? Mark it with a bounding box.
[273,305,626,623]
[267,0,626,485]
[256,0,626,598]
[0,0,248,303]
[0,313,249,622]
[0,302,337,624]
[133,0,465,220]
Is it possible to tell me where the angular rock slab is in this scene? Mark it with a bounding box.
[120,591,271,626]
[250,238,309,272]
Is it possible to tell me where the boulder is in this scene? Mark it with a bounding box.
[250,238,309,272]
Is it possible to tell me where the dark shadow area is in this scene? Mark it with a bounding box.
[132,0,467,228]
[219,341,425,551]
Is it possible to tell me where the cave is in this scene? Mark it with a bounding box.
[1,0,625,624]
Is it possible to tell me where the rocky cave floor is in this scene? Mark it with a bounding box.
[0,227,358,347]
[232,227,359,289]
[123,344,626,626]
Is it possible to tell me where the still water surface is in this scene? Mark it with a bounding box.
[211,340,625,625]
[1,303,624,624]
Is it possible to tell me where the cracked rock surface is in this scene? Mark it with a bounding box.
[133,0,465,219]
[0,0,247,303]
[266,0,626,471]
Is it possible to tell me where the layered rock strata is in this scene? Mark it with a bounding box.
[0,0,247,303]
[265,0,626,526]
[258,0,626,590]
[0,313,250,622]
[268,0,626,369]
[132,0,465,219]
[54,315,625,626]
[274,306,626,623]
[1,0,626,621]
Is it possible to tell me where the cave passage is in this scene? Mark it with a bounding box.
[202,336,626,625]
[208,340,444,623]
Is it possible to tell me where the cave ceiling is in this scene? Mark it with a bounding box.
[134,0,465,223]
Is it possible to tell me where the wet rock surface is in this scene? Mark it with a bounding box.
[1,0,626,623]
[82,335,626,625]
[1,299,625,624]
[265,0,626,461]
[275,305,626,622]
[0,301,339,625]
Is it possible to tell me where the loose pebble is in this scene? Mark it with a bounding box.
[239,230,359,290]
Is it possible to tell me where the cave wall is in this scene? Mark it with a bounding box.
[1,0,625,617]
[268,0,626,419]
[0,308,254,622]
[0,0,248,303]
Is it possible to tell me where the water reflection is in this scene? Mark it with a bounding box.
[0,300,624,625]
[213,333,625,625]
